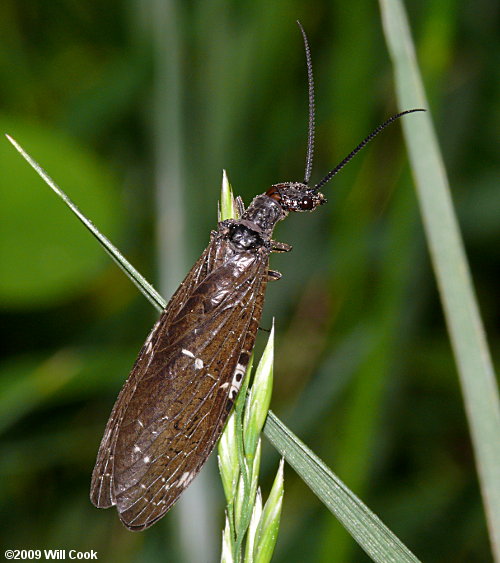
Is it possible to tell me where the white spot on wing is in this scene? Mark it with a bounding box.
[143,456,150,463]
[182,349,195,358]
[226,363,246,399]
[144,323,158,345]
[177,471,193,488]
[143,320,159,354]
[194,358,204,369]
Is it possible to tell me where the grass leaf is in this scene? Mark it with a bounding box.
[264,413,420,563]
[6,134,166,313]
[379,1,500,558]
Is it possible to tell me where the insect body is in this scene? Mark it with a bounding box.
[90,23,423,530]
[90,181,324,530]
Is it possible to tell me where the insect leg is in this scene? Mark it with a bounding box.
[271,240,292,253]
[234,196,246,217]
[267,269,282,281]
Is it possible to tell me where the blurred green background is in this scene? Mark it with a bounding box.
[0,1,498,562]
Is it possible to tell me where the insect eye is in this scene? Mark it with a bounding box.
[300,195,315,210]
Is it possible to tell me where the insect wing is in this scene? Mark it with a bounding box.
[90,240,217,509]
[91,237,268,530]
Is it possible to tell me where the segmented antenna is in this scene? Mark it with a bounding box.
[314,108,425,191]
[297,21,315,185]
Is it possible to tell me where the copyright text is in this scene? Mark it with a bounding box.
[4,550,98,560]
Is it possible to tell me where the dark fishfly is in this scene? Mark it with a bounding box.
[90,22,424,530]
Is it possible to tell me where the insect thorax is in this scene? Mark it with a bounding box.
[226,184,326,252]
[228,223,266,251]
[241,194,285,235]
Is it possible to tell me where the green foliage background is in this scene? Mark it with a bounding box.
[0,2,498,562]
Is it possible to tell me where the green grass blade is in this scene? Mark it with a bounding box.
[379,1,500,559]
[264,412,420,563]
[5,134,166,313]
[219,170,234,221]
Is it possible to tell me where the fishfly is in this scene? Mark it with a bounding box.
[90,23,423,530]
